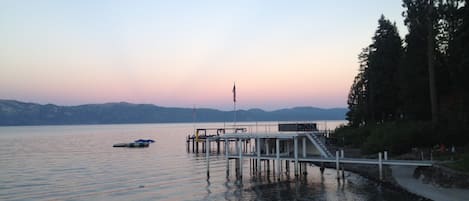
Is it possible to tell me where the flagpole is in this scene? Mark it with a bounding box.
[233,82,237,130]
[234,100,236,129]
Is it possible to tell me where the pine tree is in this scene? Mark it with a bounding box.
[400,0,435,120]
[367,16,403,123]
[346,16,403,126]
[347,48,369,127]
[447,0,469,127]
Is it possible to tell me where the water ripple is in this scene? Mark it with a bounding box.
[0,123,417,201]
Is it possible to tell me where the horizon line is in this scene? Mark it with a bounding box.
[0,99,348,112]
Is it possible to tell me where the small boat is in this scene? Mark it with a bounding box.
[113,139,155,148]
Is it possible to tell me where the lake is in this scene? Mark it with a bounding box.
[0,121,418,200]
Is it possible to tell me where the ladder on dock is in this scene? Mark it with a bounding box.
[306,132,333,158]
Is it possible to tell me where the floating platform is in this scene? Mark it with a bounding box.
[113,139,155,148]
[113,142,150,148]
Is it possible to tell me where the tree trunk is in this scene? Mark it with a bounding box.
[428,0,438,124]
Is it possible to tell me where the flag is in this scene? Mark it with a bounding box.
[232,83,236,103]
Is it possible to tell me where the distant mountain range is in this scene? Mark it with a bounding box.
[0,99,347,126]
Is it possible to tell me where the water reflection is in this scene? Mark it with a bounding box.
[0,123,419,201]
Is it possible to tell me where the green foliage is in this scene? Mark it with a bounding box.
[361,121,434,155]
[334,125,371,148]
[345,1,469,153]
[445,153,469,173]
[335,122,435,155]
[346,16,402,127]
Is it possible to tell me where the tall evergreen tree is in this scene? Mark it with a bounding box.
[347,48,369,127]
[401,0,435,120]
[367,16,403,123]
[346,16,403,126]
[435,0,461,125]
[447,0,469,127]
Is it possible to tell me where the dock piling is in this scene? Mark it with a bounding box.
[276,138,280,180]
[336,151,340,180]
[238,138,243,180]
[294,137,298,177]
[226,139,229,177]
[257,138,261,173]
[378,152,383,181]
[302,137,306,158]
[206,138,210,178]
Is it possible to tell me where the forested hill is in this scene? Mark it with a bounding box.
[0,100,347,126]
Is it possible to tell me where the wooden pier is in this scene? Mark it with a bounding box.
[189,123,433,181]
[186,127,247,153]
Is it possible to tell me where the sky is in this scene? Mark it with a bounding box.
[0,0,406,111]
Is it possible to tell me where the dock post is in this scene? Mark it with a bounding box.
[340,151,345,179]
[187,136,190,152]
[341,163,345,179]
[192,138,195,153]
[302,137,307,175]
[384,151,388,160]
[257,137,261,173]
[276,138,280,180]
[299,162,302,175]
[379,152,383,181]
[235,140,239,177]
[273,160,276,177]
[294,136,298,177]
[226,139,229,177]
[302,137,306,158]
[206,138,210,178]
[320,162,325,175]
[336,151,340,180]
[239,138,243,180]
[303,163,307,176]
[205,138,210,179]
[196,140,199,153]
[267,160,270,174]
[202,141,205,153]
[217,139,220,154]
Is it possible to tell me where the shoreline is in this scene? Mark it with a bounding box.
[391,165,469,201]
[320,152,469,201]
[319,162,431,201]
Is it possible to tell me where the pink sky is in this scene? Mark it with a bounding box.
[0,0,405,110]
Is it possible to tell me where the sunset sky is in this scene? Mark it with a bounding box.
[0,0,406,110]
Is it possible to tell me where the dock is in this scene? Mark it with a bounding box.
[186,127,247,153]
[187,123,433,181]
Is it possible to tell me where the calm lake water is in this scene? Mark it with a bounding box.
[0,121,417,201]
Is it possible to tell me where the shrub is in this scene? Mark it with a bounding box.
[334,125,371,148]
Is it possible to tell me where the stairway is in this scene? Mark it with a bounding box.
[305,133,333,158]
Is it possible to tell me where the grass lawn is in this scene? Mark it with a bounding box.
[443,153,469,173]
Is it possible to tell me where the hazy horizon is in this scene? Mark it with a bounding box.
[1,99,347,112]
[0,0,406,110]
